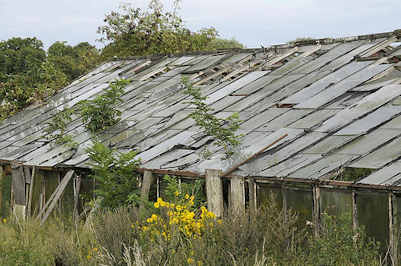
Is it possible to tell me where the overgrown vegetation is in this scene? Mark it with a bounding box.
[0,38,99,120]
[0,0,245,121]
[44,107,78,148]
[78,79,129,134]
[86,141,141,209]
[182,77,242,158]
[45,78,128,150]
[0,193,382,265]
[98,1,218,60]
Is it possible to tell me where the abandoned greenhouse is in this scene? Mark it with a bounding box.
[1,29,401,260]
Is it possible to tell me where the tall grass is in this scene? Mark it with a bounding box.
[0,194,382,265]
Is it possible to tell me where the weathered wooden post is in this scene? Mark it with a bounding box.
[230,176,245,216]
[352,191,358,231]
[282,185,288,223]
[73,173,81,220]
[389,192,399,265]
[0,166,4,214]
[312,184,321,237]
[205,169,224,218]
[156,176,160,199]
[140,170,155,213]
[248,178,257,216]
[27,166,36,217]
[11,164,26,220]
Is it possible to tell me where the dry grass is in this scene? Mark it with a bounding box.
[0,194,383,266]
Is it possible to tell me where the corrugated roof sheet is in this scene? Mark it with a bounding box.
[2,31,401,186]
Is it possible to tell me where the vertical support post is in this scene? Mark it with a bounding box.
[11,164,26,220]
[73,174,81,220]
[389,192,399,265]
[0,166,4,214]
[248,178,257,217]
[140,170,155,213]
[312,184,321,237]
[205,169,224,218]
[230,176,245,216]
[352,191,358,232]
[40,176,46,212]
[282,185,288,223]
[27,166,36,217]
[57,172,62,214]
[156,176,160,199]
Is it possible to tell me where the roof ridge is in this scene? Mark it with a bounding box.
[112,28,401,61]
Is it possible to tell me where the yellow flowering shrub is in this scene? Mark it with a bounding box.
[138,193,219,241]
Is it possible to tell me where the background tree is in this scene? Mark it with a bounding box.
[0,37,46,82]
[0,38,99,120]
[98,0,244,59]
[48,41,100,81]
[207,37,245,50]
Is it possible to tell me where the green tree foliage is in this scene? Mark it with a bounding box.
[0,37,57,118]
[48,41,100,81]
[86,141,141,209]
[0,60,68,119]
[98,1,219,59]
[0,37,99,120]
[182,77,242,158]
[78,79,129,134]
[207,37,245,50]
[0,37,46,80]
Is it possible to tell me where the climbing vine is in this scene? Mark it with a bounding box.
[182,77,242,158]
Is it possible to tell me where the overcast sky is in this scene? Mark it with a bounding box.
[0,0,400,49]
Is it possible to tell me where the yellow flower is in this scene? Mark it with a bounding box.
[92,247,98,252]
[131,224,135,229]
[154,202,160,208]
[217,219,223,225]
[190,195,195,201]
[151,214,158,221]
[2,218,6,223]
[187,257,194,264]
[87,255,91,260]
[206,211,215,219]
[185,194,190,199]
[174,191,180,197]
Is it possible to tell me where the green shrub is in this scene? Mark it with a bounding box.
[79,79,129,134]
[0,192,383,266]
[302,212,381,265]
[86,141,141,209]
[182,77,242,159]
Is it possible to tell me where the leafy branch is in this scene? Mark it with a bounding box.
[45,79,130,148]
[45,107,78,149]
[86,141,141,209]
[78,79,129,134]
[182,77,242,158]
